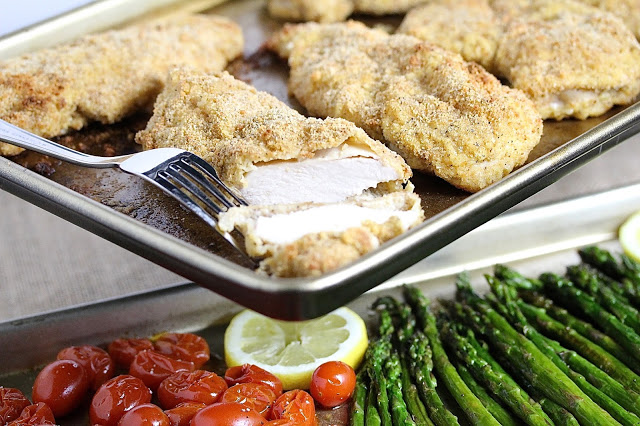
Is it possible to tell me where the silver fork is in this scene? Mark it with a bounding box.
[0,119,252,260]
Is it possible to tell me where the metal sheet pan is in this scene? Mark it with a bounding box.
[1,0,640,320]
[1,183,637,425]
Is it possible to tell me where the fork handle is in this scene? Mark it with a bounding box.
[0,119,125,167]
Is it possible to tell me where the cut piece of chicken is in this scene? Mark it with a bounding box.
[136,69,411,205]
[217,191,424,277]
[397,0,501,72]
[494,2,640,120]
[0,14,243,157]
[267,21,542,193]
[266,0,428,23]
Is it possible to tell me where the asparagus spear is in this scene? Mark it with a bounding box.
[400,357,433,426]
[440,319,542,426]
[518,300,640,394]
[541,272,640,362]
[521,291,639,372]
[350,369,367,426]
[494,264,544,291]
[579,246,640,307]
[456,277,620,426]
[366,380,382,426]
[404,285,500,426]
[367,339,393,426]
[567,264,640,333]
[385,348,417,426]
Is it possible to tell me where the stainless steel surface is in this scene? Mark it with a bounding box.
[1,0,640,320]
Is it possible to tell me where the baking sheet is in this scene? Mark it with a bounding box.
[1,0,640,320]
[1,183,637,425]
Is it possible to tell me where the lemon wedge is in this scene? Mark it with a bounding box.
[620,210,640,262]
[224,307,368,390]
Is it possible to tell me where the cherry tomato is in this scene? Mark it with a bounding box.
[309,361,356,408]
[57,345,115,390]
[108,338,154,368]
[129,350,195,391]
[90,374,152,426]
[157,370,228,409]
[6,402,56,425]
[117,403,169,426]
[220,383,278,417]
[225,364,283,396]
[0,387,31,424]
[153,333,210,369]
[270,390,316,425]
[31,359,90,417]
[163,402,206,426]
[190,402,266,426]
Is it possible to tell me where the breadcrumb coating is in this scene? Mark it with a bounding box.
[267,0,427,23]
[136,69,411,191]
[0,14,243,156]
[268,21,542,192]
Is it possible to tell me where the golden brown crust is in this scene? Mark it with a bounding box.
[266,0,427,23]
[136,69,411,189]
[0,14,243,156]
[268,22,543,192]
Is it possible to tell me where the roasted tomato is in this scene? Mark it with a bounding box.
[270,390,316,425]
[129,350,195,391]
[32,359,90,417]
[6,402,55,425]
[117,403,169,426]
[157,370,228,409]
[0,387,31,424]
[220,383,278,417]
[309,361,356,408]
[90,374,152,426]
[190,402,266,426]
[153,333,210,369]
[224,364,283,397]
[108,338,154,368]
[57,345,115,390]
[163,402,206,426]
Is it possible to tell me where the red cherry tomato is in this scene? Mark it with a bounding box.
[117,403,169,426]
[129,350,195,391]
[6,402,56,425]
[190,402,266,426]
[0,387,31,424]
[157,370,228,409]
[163,402,206,426]
[220,383,278,417]
[270,390,316,425]
[225,364,283,396]
[31,359,90,417]
[90,375,152,426]
[108,338,154,368]
[153,333,210,369]
[57,345,115,390]
[309,361,356,408]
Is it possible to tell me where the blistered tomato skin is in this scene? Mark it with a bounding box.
[31,359,90,417]
[309,361,356,408]
[153,333,210,369]
[270,390,316,426]
[117,403,170,426]
[6,402,56,425]
[163,402,206,426]
[157,370,228,409]
[225,364,283,397]
[190,402,266,426]
[57,345,115,390]
[220,383,278,417]
[0,387,31,424]
[129,350,195,391]
[90,374,152,426]
[108,338,154,368]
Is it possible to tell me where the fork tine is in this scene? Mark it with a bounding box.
[184,154,248,206]
[160,166,229,216]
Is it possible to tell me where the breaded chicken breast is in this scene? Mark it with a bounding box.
[397,0,501,72]
[495,3,640,120]
[268,22,542,192]
[218,191,424,277]
[136,70,412,206]
[0,14,243,157]
[267,0,427,23]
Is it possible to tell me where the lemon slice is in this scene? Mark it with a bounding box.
[224,307,368,390]
[620,210,640,262]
